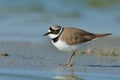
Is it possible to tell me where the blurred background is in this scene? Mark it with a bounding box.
[0,0,120,42]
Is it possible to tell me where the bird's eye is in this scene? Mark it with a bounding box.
[52,30,57,33]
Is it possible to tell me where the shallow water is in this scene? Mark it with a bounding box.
[0,69,120,80]
[0,0,120,42]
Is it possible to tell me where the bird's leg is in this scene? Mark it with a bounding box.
[60,52,75,67]
[66,52,75,66]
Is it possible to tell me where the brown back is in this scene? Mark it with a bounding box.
[60,27,111,45]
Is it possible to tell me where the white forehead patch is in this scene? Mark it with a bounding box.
[48,30,51,32]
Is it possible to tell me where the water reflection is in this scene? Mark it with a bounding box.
[54,67,84,80]
[54,75,84,80]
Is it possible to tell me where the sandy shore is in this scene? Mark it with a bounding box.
[0,36,120,74]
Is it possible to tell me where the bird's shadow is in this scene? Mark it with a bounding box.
[85,64,120,68]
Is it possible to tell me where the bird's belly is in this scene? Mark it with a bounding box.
[52,39,85,52]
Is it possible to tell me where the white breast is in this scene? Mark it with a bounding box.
[52,38,92,52]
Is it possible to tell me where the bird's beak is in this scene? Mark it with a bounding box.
[43,32,50,36]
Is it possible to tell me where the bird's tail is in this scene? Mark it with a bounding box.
[95,33,112,38]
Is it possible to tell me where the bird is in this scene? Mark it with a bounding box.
[44,25,112,67]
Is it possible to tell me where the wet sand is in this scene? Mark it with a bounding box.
[0,36,120,75]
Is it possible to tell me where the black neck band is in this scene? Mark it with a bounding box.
[52,28,64,43]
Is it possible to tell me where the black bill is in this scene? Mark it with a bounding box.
[43,32,51,36]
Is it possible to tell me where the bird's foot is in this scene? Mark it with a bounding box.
[59,63,73,67]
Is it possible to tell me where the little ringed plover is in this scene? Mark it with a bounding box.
[44,25,112,67]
